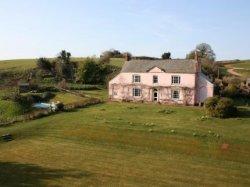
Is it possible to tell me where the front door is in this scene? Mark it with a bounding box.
[153,89,158,101]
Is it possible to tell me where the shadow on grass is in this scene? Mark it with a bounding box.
[237,107,250,118]
[0,162,91,186]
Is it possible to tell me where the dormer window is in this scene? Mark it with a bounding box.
[171,75,180,84]
[153,75,158,83]
[133,75,141,83]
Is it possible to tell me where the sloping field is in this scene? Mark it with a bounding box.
[222,60,250,78]
[0,59,36,71]
[0,99,249,186]
[0,58,124,72]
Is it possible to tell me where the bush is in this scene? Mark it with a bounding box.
[42,92,55,101]
[204,97,237,118]
[222,84,239,98]
[56,103,64,111]
[1,90,20,101]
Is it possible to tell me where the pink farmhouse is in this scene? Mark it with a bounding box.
[109,58,213,105]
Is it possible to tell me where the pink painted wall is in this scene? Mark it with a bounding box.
[109,71,198,105]
[109,72,196,88]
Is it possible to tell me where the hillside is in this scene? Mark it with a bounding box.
[0,57,249,186]
[219,60,250,78]
[0,58,125,72]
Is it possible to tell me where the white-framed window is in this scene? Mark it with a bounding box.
[171,90,180,100]
[132,75,141,83]
[171,75,181,84]
[133,88,141,97]
[153,75,158,83]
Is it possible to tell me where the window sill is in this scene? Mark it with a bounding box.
[171,84,180,86]
[172,98,180,101]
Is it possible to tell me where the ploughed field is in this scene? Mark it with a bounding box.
[0,94,250,186]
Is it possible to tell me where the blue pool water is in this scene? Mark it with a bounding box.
[33,103,51,109]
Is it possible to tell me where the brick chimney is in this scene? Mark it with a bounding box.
[195,50,201,72]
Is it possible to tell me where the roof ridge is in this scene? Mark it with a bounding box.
[121,59,197,73]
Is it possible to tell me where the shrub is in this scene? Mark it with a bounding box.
[37,58,53,73]
[56,103,64,111]
[204,97,237,118]
[222,84,239,97]
[16,95,36,112]
[222,76,242,85]
[1,90,20,101]
[42,92,55,101]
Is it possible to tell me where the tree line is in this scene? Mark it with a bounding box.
[36,50,119,85]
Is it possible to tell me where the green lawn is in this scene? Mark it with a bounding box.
[50,92,88,105]
[0,58,249,186]
[0,89,249,186]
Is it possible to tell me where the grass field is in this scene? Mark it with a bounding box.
[0,89,250,186]
[0,58,124,72]
[0,58,249,186]
[0,59,37,71]
[223,60,250,78]
[235,69,250,78]
[231,60,250,69]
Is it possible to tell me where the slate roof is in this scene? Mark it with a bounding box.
[121,59,197,73]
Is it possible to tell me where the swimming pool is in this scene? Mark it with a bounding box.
[33,103,51,109]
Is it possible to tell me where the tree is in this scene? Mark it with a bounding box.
[57,50,71,64]
[100,49,123,59]
[196,43,216,61]
[186,43,216,61]
[77,58,118,84]
[162,52,171,59]
[77,58,102,84]
[186,43,217,79]
[55,50,75,81]
[201,61,219,80]
[36,58,52,73]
